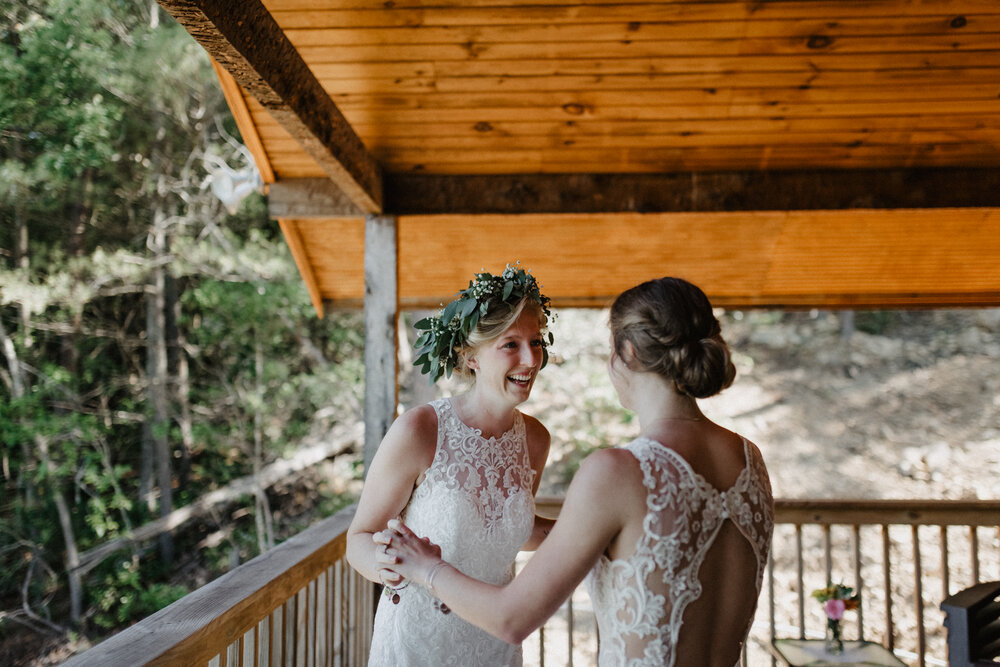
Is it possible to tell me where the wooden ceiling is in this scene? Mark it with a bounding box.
[159,0,1000,313]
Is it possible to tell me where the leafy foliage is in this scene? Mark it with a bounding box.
[0,1,363,657]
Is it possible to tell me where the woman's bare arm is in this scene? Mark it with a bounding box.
[346,406,437,584]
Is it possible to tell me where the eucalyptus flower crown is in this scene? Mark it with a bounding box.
[413,263,553,383]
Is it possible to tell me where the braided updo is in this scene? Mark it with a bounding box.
[609,277,735,399]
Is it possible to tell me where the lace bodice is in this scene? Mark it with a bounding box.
[368,397,536,666]
[586,436,774,667]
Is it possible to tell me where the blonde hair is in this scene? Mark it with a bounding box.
[454,298,545,381]
[610,277,735,398]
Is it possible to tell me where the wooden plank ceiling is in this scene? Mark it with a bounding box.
[160,0,1000,312]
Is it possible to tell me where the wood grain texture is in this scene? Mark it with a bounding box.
[183,0,1000,308]
[363,215,398,472]
[284,208,1000,309]
[160,0,383,211]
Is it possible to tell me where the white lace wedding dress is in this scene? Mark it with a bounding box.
[587,436,774,667]
[368,397,535,666]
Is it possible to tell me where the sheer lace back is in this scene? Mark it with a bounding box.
[369,398,536,666]
[587,436,774,667]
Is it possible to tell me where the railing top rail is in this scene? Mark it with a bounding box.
[774,498,1000,526]
[63,504,357,667]
[536,496,1000,526]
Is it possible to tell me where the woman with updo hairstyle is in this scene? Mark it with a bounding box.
[610,276,736,399]
[347,263,555,667]
[378,277,774,667]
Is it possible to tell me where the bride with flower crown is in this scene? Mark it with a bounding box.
[345,264,556,666]
[377,277,775,667]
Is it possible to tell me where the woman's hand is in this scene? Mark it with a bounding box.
[372,529,404,586]
[379,519,445,586]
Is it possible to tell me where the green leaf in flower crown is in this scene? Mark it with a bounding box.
[442,299,460,324]
[503,280,513,301]
[414,318,433,330]
[460,297,478,318]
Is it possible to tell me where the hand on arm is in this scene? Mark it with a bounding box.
[384,448,632,644]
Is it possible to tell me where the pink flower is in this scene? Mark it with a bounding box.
[825,599,846,620]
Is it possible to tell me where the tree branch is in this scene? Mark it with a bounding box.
[74,421,362,575]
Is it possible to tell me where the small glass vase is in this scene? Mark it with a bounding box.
[825,619,844,654]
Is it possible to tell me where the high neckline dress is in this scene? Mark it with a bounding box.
[368,397,536,666]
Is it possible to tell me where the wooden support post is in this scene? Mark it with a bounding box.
[363,215,398,475]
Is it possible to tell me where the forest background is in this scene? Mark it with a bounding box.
[2,2,999,665]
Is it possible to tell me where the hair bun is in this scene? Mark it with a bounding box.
[610,277,735,398]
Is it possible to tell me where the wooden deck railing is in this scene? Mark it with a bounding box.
[529,498,1000,667]
[64,499,999,666]
[63,506,372,667]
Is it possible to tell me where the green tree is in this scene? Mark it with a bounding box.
[1,1,362,656]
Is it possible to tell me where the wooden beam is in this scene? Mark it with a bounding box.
[271,179,362,218]
[210,59,275,184]
[277,220,325,317]
[157,0,382,213]
[287,207,1000,310]
[268,169,1000,218]
[363,215,398,474]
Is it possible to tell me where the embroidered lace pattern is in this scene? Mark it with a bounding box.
[368,397,536,666]
[586,436,774,667]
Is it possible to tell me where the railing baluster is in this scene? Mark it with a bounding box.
[594,603,600,660]
[297,587,308,667]
[940,525,950,600]
[346,563,356,667]
[882,524,894,651]
[285,596,296,667]
[314,575,324,667]
[822,524,832,585]
[538,620,545,667]
[971,525,980,584]
[333,562,343,665]
[852,524,864,641]
[567,593,574,667]
[795,524,805,639]
[912,525,925,667]
[767,546,776,667]
[258,615,270,667]
[272,601,283,666]
[325,566,333,667]
[241,626,254,667]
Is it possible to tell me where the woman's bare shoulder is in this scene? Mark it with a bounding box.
[522,414,551,447]
[572,446,642,495]
[381,403,439,457]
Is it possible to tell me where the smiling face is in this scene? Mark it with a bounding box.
[467,306,546,407]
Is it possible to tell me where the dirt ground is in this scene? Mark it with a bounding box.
[507,307,1000,501]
